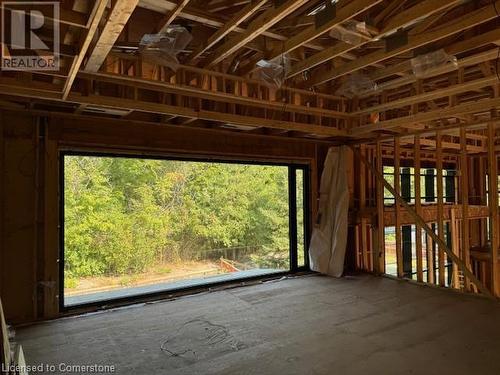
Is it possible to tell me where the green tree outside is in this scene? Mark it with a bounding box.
[64,156,296,284]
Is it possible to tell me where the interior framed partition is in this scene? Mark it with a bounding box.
[350,126,500,299]
[59,151,311,310]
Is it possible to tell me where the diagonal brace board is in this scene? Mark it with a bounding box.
[351,146,495,299]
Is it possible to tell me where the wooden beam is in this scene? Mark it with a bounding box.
[373,0,405,26]
[354,75,500,116]
[415,135,423,282]
[1,3,88,28]
[266,0,382,65]
[460,126,471,291]
[365,27,500,88]
[85,0,140,72]
[376,140,385,274]
[140,0,322,50]
[310,1,500,86]
[62,0,109,100]
[0,77,348,137]
[351,96,500,136]
[209,0,252,13]
[487,122,499,296]
[394,138,403,278]
[204,0,309,67]
[288,0,462,78]
[352,147,494,298]
[450,208,460,288]
[187,0,267,63]
[408,7,450,35]
[436,131,445,287]
[400,138,486,154]
[157,0,191,33]
[70,94,347,136]
[363,48,500,98]
[359,144,368,270]
[77,71,352,120]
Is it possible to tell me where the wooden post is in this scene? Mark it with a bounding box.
[450,208,460,288]
[413,81,424,282]
[375,141,385,274]
[426,231,435,284]
[394,138,403,278]
[487,122,499,297]
[355,225,361,269]
[352,146,494,298]
[436,131,446,286]
[460,127,471,291]
[415,136,423,282]
[360,145,368,271]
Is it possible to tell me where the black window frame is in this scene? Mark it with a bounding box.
[59,150,311,311]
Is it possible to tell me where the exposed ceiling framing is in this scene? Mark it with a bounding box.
[1,0,500,149]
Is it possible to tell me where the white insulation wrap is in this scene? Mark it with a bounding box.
[309,146,349,277]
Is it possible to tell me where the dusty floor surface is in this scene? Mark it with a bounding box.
[16,275,500,375]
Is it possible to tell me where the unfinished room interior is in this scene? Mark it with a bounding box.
[1,0,500,373]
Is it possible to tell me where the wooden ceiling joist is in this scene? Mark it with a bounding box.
[369,27,500,83]
[0,79,348,138]
[85,0,140,73]
[2,0,500,142]
[204,0,310,68]
[1,3,88,28]
[400,138,486,154]
[310,1,500,87]
[372,0,405,26]
[62,0,109,100]
[76,71,353,120]
[139,0,323,50]
[187,0,267,63]
[355,76,500,116]
[362,48,500,98]
[352,96,500,136]
[244,0,383,75]
[287,0,463,79]
[156,0,192,33]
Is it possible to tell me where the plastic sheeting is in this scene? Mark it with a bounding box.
[309,146,349,277]
[411,49,458,78]
[335,73,377,98]
[139,26,192,71]
[329,21,369,45]
[254,54,291,88]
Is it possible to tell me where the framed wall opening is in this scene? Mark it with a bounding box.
[382,162,458,284]
[60,152,310,309]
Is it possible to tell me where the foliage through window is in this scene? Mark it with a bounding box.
[62,154,308,307]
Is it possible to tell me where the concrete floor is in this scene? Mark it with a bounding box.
[16,275,500,375]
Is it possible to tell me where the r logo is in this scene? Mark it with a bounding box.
[1,1,60,71]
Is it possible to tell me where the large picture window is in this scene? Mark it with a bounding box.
[61,153,309,307]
